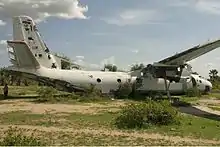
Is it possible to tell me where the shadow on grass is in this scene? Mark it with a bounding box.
[0,94,39,100]
[173,100,220,121]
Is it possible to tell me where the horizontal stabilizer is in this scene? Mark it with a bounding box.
[7,40,40,69]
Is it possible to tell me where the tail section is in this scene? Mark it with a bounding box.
[11,15,60,69]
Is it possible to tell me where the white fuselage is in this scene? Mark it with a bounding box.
[9,65,212,94]
[7,15,214,95]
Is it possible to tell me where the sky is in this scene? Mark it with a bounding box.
[0,0,220,78]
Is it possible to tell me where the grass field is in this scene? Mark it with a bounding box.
[0,86,220,145]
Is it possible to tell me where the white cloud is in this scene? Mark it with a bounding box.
[131,49,139,54]
[0,0,88,23]
[195,0,220,15]
[0,40,6,45]
[168,0,194,7]
[102,9,163,26]
[100,56,115,66]
[0,40,7,56]
[169,0,220,16]
[76,55,85,60]
[0,20,6,26]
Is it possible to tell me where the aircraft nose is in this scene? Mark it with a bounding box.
[205,80,212,92]
[207,80,212,89]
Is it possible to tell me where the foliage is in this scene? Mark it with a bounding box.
[0,67,37,86]
[78,84,108,102]
[114,100,180,129]
[209,69,218,82]
[185,87,201,97]
[115,82,133,99]
[130,63,145,71]
[104,64,117,72]
[36,86,58,102]
[0,126,45,146]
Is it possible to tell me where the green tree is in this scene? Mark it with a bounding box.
[104,64,117,72]
[209,69,218,82]
[130,63,145,71]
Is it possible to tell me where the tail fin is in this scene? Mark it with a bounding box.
[12,15,60,69]
[7,40,40,69]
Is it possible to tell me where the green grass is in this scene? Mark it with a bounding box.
[146,114,220,140]
[0,111,63,127]
[64,112,117,129]
[1,85,220,145]
[208,93,220,99]
[1,109,220,141]
[208,106,220,111]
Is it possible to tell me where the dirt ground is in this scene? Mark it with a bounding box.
[0,98,220,145]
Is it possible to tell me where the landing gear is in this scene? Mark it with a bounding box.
[163,76,171,102]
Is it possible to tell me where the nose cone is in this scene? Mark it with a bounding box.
[204,80,212,92]
[207,80,213,89]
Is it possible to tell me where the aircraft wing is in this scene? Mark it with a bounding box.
[158,39,220,65]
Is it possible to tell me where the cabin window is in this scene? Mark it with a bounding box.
[25,28,29,31]
[97,78,101,83]
[28,37,34,40]
[22,21,28,24]
[117,79,121,83]
[199,80,202,83]
[38,54,42,57]
[35,54,37,57]
[48,55,51,60]
[51,63,57,68]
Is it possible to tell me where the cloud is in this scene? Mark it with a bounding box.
[102,9,163,26]
[0,40,7,56]
[75,55,85,60]
[131,49,139,54]
[168,0,220,16]
[194,0,220,15]
[100,56,115,66]
[0,40,6,45]
[168,0,194,7]
[0,0,88,23]
[0,20,6,26]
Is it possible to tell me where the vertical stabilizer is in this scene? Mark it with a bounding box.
[12,15,60,69]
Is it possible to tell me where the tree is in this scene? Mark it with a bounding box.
[130,63,145,71]
[209,69,218,81]
[104,64,117,72]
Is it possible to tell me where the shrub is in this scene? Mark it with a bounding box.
[115,82,133,99]
[114,100,180,129]
[84,84,102,97]
[186,87,201,97]
[36,86,58,102]
[0,127,45,146]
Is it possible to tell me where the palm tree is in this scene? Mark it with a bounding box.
[209,69,218,81]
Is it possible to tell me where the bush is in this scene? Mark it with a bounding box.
[115,82,133,99]
[36,86,58,102]
[186,87,201,97]
[114,100,180,129]
[0,127,45,146]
